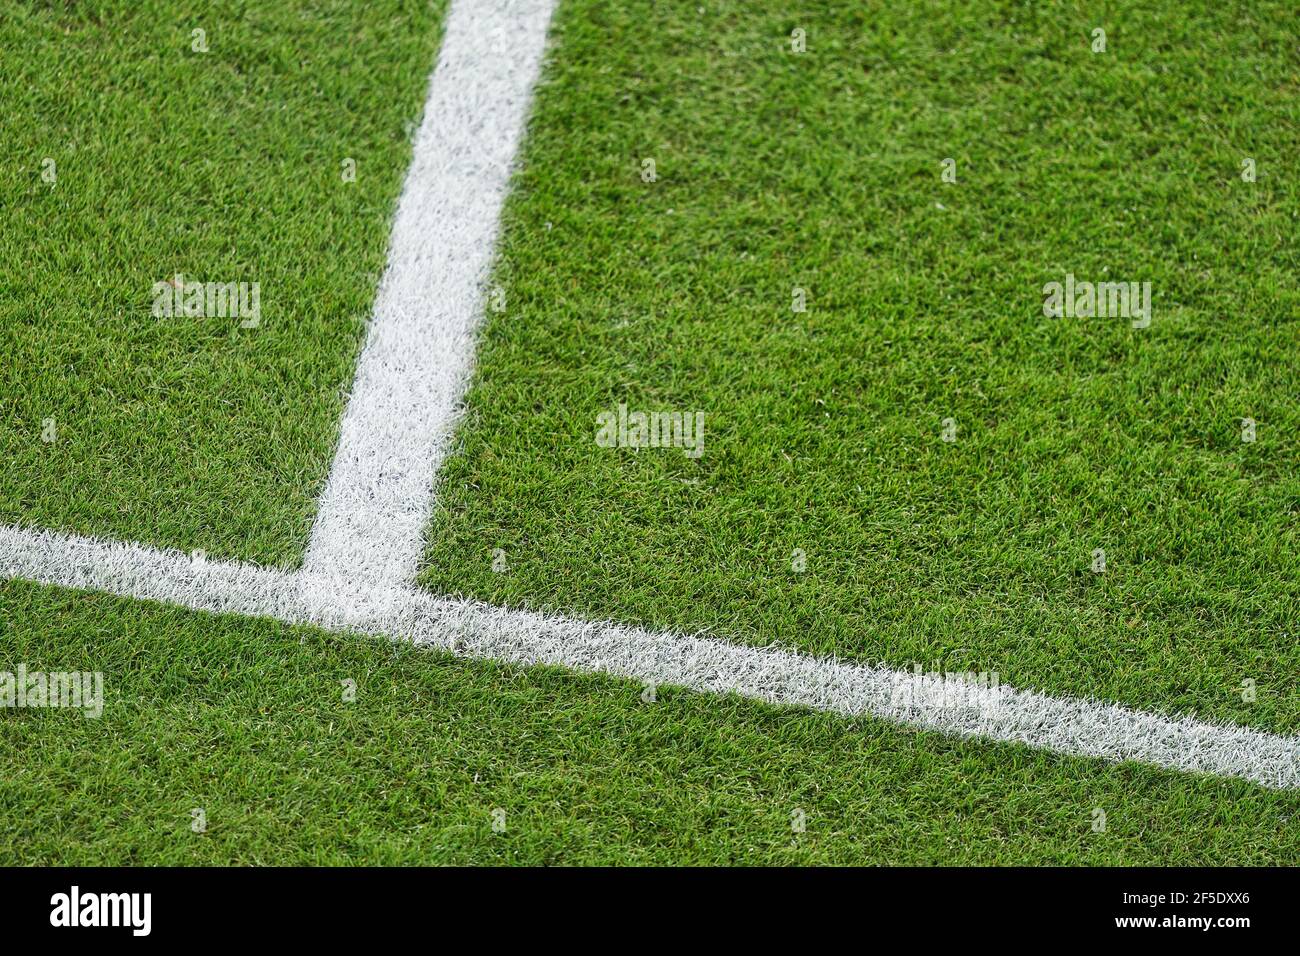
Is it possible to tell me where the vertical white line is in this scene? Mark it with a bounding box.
[303,0,558,590]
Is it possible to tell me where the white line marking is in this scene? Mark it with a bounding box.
[2,524,1297,789]
[3,0,1296,794]
[304,0,558,587]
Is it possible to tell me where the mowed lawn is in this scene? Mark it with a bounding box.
[422,0,1300,735]
[2,0,1299,866]
[0,0,445,566]
[3,580,1298,865]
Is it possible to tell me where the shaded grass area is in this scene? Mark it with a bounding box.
[2,579,1296,865]
[422,0,1300,733]
[0,0,445,565]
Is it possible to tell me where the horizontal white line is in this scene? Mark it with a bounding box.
[303,0,558,587]
[4,523,1297,790]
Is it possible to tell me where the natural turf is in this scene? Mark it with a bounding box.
[0,0,445,566]
[2,0,1299,866]
[2,579,1298,865]
[421,0,1300,734]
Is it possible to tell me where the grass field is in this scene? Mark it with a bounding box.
[4,581,1298,865]
[0,0,444,565]
[422,0,1300,733]
[2,0,1299,865]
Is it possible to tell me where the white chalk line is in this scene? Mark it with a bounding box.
[3,523,1297,790]
[303,0,558,588]
[3,0,1297,791]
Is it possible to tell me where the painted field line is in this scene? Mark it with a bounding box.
[303,0,558,588]
[3,523,1298,791]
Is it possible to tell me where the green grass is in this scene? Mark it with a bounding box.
[2,0,1299,865]
[421,0,1300,735]
[3,579,1298,865]
[0,0,445,566]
